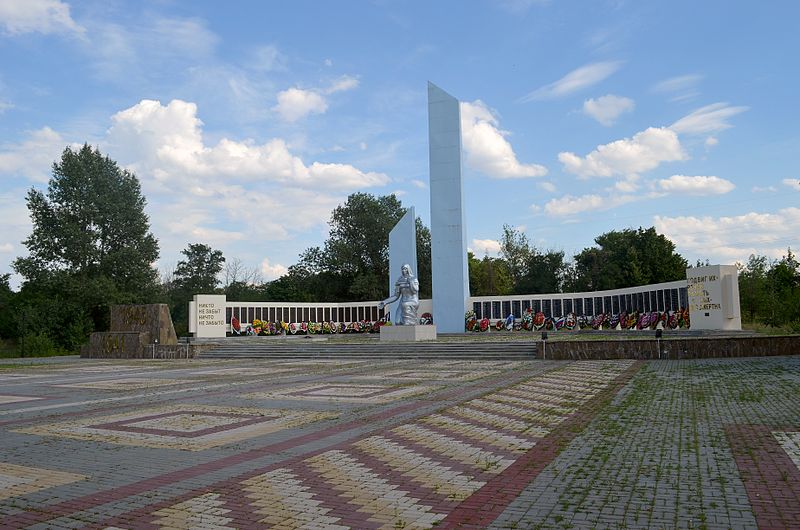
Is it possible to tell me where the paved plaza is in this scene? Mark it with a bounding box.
[0,355,798,529]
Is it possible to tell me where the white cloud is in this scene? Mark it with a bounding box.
[249,45,286,71]
[542,193,638,216]
[614,179,639,193]
[0,99,12,114]
[583,94,635,126]
[261,258,288,281]
[325,75,359,94]
[0,127,71,182]
[0,0,85,36]
[0,191,33,278]
[273,76,359,122]
[655,208,800,263]
[559,127,686,179]
[411,179,427,189]
[670,102,748,135]
[521,61,622,101]
[538,181,557,193]
[470,238,502,256]
[87,17,219,82]
[461,100,547,179]
[105,99,389,191]
[705,136,718,149]
[752,185,777,193]
[273,88,328,122]
[652,74,703,101]
[657,175,735,195]
[95,98,389,260]
[782,178,800,191]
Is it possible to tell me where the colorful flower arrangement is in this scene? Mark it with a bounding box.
[460,307,692,334]
[233,306,692,337]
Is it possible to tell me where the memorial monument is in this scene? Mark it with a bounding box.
[428,82,470,333]
[379,263,437,341]
[379,263,420,325]
[387,206,417,323]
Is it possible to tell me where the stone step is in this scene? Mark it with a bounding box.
[198,340,537,360]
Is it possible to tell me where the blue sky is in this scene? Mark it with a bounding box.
[1,0,798,287]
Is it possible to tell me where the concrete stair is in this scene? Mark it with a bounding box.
[196,338,537,360]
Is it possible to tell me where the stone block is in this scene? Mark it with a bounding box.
[81,332,149,359]
[110,304,177,345]
[379,325,437,342]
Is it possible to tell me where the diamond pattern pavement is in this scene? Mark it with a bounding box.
[0,355,797,528]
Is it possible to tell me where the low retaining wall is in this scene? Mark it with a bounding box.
[81,337,210,359]
[538,335,800,360]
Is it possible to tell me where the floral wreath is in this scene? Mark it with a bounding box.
[533,311,545,331]
[521,308,533,331]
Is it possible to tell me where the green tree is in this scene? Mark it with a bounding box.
[14,144,159,294]
[166,243,225,335]
[0,274,15,339]
[518,250,567,294]
[738,254,770,323]
[499,225,567,294]
[263,265,319,302]
[571,227,687,291]
[468,252,513,296]
[299,193,432,301]
[172,244,225,294]
[12,145,160,349]
[500,224,531,289]
[765,248,800,328]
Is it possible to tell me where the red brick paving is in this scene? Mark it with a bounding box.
[726,424,800,530]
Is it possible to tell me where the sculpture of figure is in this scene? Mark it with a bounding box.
[379,263,419,325]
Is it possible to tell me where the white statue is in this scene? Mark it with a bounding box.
[379,263,419,325]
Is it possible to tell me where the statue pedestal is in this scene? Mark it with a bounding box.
[380,325,437,342]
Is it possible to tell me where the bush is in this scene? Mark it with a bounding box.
[18,333,61,357]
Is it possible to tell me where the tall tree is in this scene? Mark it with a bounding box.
[571,227,687,291]
[299,193,432,301]
[171,244,225,294]
[0,274,15,339]
[499,224,568,294]
[166,243,225,336]
[765,248,800,328]
[12,145,160,348]
[518,250,567,294]
[468,252,513,296]
[14,144,159,294]
[738,254,770,323]
[500,224,531,289]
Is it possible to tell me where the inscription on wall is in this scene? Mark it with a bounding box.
[687,274,722,312]
[193,295,227,338]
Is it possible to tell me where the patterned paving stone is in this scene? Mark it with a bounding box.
[51,377,192,391]
[0,463,85,501]
[242,382,437,403]
[15,404,336,450]
[1,355,798,529]
[0,394,45,405]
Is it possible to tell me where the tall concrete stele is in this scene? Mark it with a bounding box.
[428,82,470,333]
[387,206,417,322]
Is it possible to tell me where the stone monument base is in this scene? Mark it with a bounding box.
[380,325,437,342]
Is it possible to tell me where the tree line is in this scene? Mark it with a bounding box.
[1,146,797,355]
